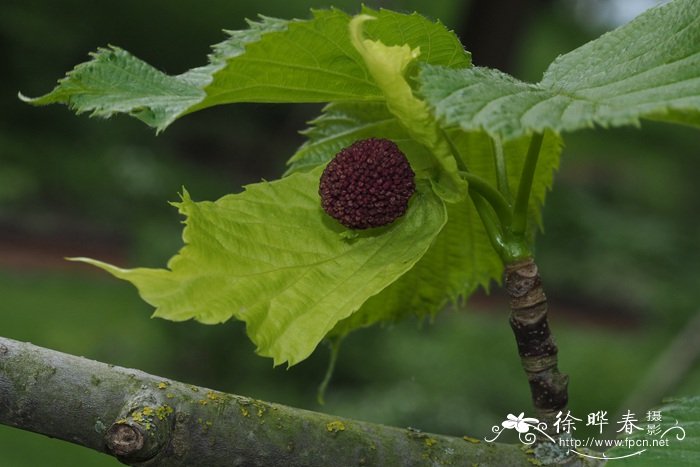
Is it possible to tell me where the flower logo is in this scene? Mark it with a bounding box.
[502,412,540,433]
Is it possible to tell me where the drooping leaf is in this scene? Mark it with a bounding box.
[606,396,700,465]
[24,8,469,132]
[419,0,700,140]
[71,168,446,366]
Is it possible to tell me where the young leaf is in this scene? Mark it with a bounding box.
[71,168,447,366]
[419,0,700,140]
[24,8,469,132]
[606,396,700,465]
[349,14,467,202]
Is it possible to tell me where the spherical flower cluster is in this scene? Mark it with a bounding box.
[319,138,416,229]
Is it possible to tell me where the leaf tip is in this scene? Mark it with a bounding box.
[270,355,291,368]
[169,187,194,214]
[66,256,107,265]
[178,186,192,201]
[17,91,34,104]
[66,256,127,276]
[349,13,378,52]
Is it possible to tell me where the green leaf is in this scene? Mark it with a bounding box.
[71,168,446,366]
[606,396,700,465]
[20,46,210,130]
[200,8,470,108]
[289,105,563,332]
[332,197,501,334]
[286,102,437,176]
[419,0,700,140]
[24,8,469,132]
[288,105,500,331]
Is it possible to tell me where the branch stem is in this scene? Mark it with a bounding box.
[0,336,537,467]
[504,259,569,433]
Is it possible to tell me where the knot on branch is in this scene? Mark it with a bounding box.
[105,423,145,457]
[104,394,175,462]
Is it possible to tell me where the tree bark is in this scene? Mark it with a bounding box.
[0,336,534,466]
[504,258,569,432]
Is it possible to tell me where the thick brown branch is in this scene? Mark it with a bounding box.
[505,259,569,428]
[0,336,534,466]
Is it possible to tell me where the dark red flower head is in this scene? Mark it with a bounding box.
[319,138,416,229]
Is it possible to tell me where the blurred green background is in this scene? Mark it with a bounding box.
[1,0,699,465]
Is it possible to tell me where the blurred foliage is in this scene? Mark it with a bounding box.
[1,0,699,465]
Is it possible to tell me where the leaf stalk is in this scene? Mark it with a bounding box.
[511,133,544,236]
[317,337,342,405]
[469,189,507,257]
[491,137,511,201]
[461,172,512,228]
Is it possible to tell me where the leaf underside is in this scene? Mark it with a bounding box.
[419,0,700,139]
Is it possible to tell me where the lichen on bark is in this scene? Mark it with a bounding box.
[0,336,537,466]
